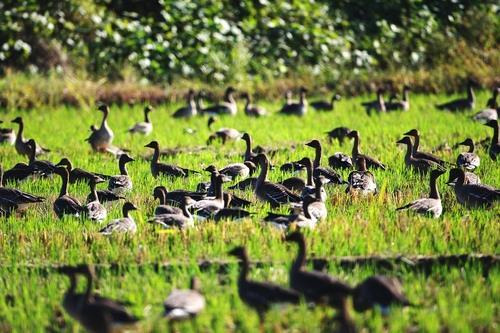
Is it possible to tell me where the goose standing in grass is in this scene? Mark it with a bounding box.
[264,195,319,230]
[154,185,206,207]
[0,120,15,145]
[328,152,353,170]
[352,275,411,313]
[0,164,44,216]
[108,154,134,195]
[385,85,410,111]
[325,126,352,145]
[206,116,242,145]
[99,202,138,235]
[26,139,57,176]
[145,141,199,178]
[86,104,114,152]
[85,176,107,222]
[202,86,238,115]
[53,166,84,218]
[164,277,205,321]
[153,186,182,215]
[242,92,267,117]
[346,157,377,195]
[241,132,258,163]
[285,232,352,308]
[347,130,386,170]
[472,87,498,123]
[254,153,301,207]
[362,88,386,115]
[12,116,50,156]
[228,246,300,324]
[436,80,475,111]
[305,139,343,184]
[484,119,499,161]
[396,169,445,218]
[305,178,328,221]
[446,168,499,208]
[219,161,256,181]
[299,157,327,201]
[456,138,480,170]
[280,87,308,116]
[311,93,341,111]
[172,89,197,118]
[447,167,480,185]
[397,137,443,174]
[55,157,111,185]
[149,196,194,229]
[403,129,447,166]
[128,105,153,135]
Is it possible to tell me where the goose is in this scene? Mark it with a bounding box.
[153,186,182,215]
[446,168,499,208]
[206,117,242,145]
[396,137,443,174]
[86,104,114,152]
[241,132,258,163]
[325,126,352,145]
[328,152,353,170]
[85,176,107,222]
[202,87,238,115]
[396,169,445,218]
[298,157,327,201]
[311,93,341,111]
[385,85,410,111]
[190,174,225,218]
[228,246,300,324]
[0,164,44,215]
[347,130,386,170]
[456,138,480,170]
[280,87,308,116]
[57,264,139,332]
[219,161,256,180]
[484,119,499,161]
[242,92,267,117]
[280,160,307,173]
[228,178,258,191]
[346,157,377,195]
[26,139,57,176]
[53,166,84,218]
[108,154,134,195]
[154,185,206,207]
[0,120,15,145]
[195,90,205,111]
[172,89,197,118]
[86,189,125,204]
[447,167,480,185]
[279,176,306,193]
[254,154,301,207]
[55,157,111,185]
[145,141,199,178]
[201,166,251,208]
[284,90,294,105]
[362,88,386,115]
[99,202,138,235]
[472,88,498,123]
[149,196,194,229]
[128,105,153,135]
[264,195,319,230]
[352,275,411,313]
[164,277,205,320]
[305,179,328,221]
[403,129,447,166]
[11,116,50,156]
[285,232,352,308]
[436,80,475,111]
[305,139,343,184]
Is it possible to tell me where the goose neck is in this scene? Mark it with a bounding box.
[256,157,268,187]
[429,174,440,199]
[119,159,129,176]
[291,239,306,272]
[59,170,69,197]
[312,145,321,169]
[351,134,360,157]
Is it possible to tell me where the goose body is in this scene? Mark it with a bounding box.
[385,86,410,111]
[0,120,15,145]
[397,136,443,174]
[153,186,183,215]
[404,129,448,166]
[207,127,242,145]
[241,132,258,163]
[26,139,57,176]
[87,190,125,204]
[172,90,197,118]
[213,208,253,221]
[264,196,318,230]
[346,157,377,195]
[280,87,308,116]
[53,166,84,218]
[311,94,341,111]
[447,168,499,208]
[362,89,386,115]
[2,163,34,183]
[128,105,153,135]
[242,93,267,117]
[202,87,238,115]
[56,158,110,185]
[86,105,114,152]
[149,197,194,229]
[348,130,386,170]
[0,164,44,214]
[456,138,480,170]
[352,275,410,313]
[328,152,353,170]
[145,141,199,178]
[228,177,257,191]
[12,117,50,156]
[164,277,205,320]
[85,177,107,222]
[436,81,475,111]
[219,161,256,180]
[99,202,138,235]
[108,154,134,195]
[326,126,352,145]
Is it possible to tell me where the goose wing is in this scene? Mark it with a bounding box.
[259,182,301,206]
[359,154,386,170]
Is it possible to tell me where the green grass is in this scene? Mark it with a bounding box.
[0,91,498,331]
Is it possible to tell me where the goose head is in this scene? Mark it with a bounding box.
[122,202,138,216]
[458,138,474,148]
[228,246,246,259]
[346,130,359,139]
[403,129,418,137]
[244,161,257,174]
[204,165,217,174]
[484,119,498,129]
[144,105,153,113]
[226,86,236,95]
[241,133,251,142]
[11,116,22,124]
[56,158,72,168]
[285,231,305,244]
[355,157,367,171]
[207,116,217,129]
[152,186,166,201]
[430,169,446,180]
[97,104,109,113]
[396,136,412,146]
[144,141,159,149]
[446,168,465,186]
[119,153,135,164]
[305,139,321,149]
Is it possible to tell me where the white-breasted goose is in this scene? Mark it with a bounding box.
[202,87,238,115]
[347,130,386,170]
[128,105,153,135]
[254,153,301,207]
[305,139,343,184]
[108,154,134,195]
[352,275,411,313]
[0,120,15,145]
[85,176,107,222]
[280,87,308,116]
[99,202,138,235]
[362,88,386,115]
[472,88,498,123]
[305,178,328,221]
[242,92,267,117]
[396,137,443,174]
[456,138,480,170]
[56,157,111,185]
[385,85,410,111]
[164,277,205,320]
[153,186,182,215]
[484,119,499,161]
[228,246,300,323]
[264,195,318,230]
[436,80,475,111]
[404,129,447,166]
[145,141,199,178]
[0,164,44,215]
[298,157,327,202]
[311,93,341,111]
[86,104,114,152]
[53,166,84,218]
[172,89,198,118]
[149,196,194,229]
[190,174,225,218]
[328,152,353,170]
[11,116,50,156]
[285,232,352,308]
[346,157,377,195]
[396,169,445,218]
[325,126,352,145]
[446,168,499,208]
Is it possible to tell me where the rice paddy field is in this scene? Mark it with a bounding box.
[0,91,498,332]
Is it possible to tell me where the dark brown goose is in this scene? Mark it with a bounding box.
[26,139,57,176]
[128,105,153,135]
[86,104,114,152]
[172,89,198,118]
[254,154,301,207]
[99,202,138,235]
[213,208,254,221]
[311,93,341,111]
[153,186,182,215]
[280,160,306,173]
[484,119,499,161]
[3,159,34,183]
[145,141,199,178]
[149,196,194,229]
[446,168,499,208]
[56,157,110,185]
[155,185,206,207]
[362,88,386,115]
[0,120,15,145]
[285,232,352,308]
[396,169,445,218]
[228,177,258,191]
[404,129,447,166]
[352,275,411,313]
[447,167,480,185]
[396,137,443,174]
[164,277,205,321]
[85,176,107,222]
[86,190,125,204]
[325,126,352,145]
[12,116,50,156]
[456,138,480,170]
[108,154,134,195]
[241,132,258,163]
[53,166,84,218]
[346,157,377,195]
[305,139,343,184]
[385,85,410,111]
[279,176,306,193]
[328,152,353,170]
[228,246,300,324]
[472,88,498,123]
[436,80,475,111]
[347,130,386,170]
[202,87,238,115]
[242,92,267,117]
[280,87,308,116]
[0,164,44,215]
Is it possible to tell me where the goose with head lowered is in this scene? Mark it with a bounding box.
[84,176,107,222]
[472,87,498,123]
[385,85,410,111]
[396,169,445,218]
[362,88,386,115]
[164,276,205,321]
[325,126,352,145]
[206,116,242,145]
[446,168,499,208]
[145,141,199,178]
[128,105,153,135]
[311,93,341,111]
[99,202,138,235]
[242,92,267,117]
[396,136,444,175]
[172,89,197,118]
[456,138,480,171]
[202,86,238,116]
[218,161,256,181]
[484,119,499,161]
[280,87,308,116]
[11,116,50,156]
[352,275,411,313]
[347,130,386,170]
[0,164,44,216]
[86,104,114,152]
[56,157,111,185]
[149,196,194,229]
[436,79,475,111]
[305,139,343,184]
[108,153,134,195]
[264,195,318,230]
[0,120,15,145]
[404,129,448,166]
[346,157,377,195]
[53,166,84,219]
[228,246,300,324]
